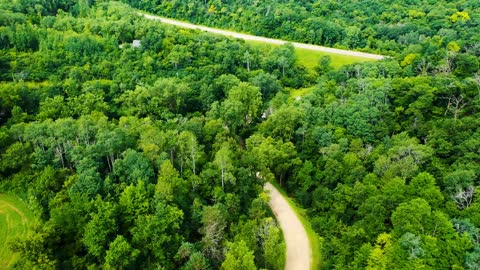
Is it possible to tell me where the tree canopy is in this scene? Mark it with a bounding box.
[1,0,479,269]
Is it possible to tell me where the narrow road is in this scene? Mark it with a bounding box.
[139,13,385,60]
[264,182,311,270]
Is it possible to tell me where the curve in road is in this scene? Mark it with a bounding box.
[264,182,311,270]
[140,13,385,60]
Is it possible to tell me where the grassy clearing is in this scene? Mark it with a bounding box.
[247,40,375,99]
[289,87,315,102]
[294,46,375,69]
[269,181,323,270]
[0,194,33,269]
[245,40,375,70]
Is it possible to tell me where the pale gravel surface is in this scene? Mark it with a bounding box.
[265,182,311,270]
[140,13,385,60]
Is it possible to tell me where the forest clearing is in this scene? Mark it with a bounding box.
[0,194,33,269]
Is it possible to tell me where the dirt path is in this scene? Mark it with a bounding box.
[0,202,28,224]
[140,13,385,60]
[265,182,311,270]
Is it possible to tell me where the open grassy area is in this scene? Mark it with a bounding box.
[245,40,375,70]
[0,194,33,269]
[294,46,376,69]
[289,87,315,102]
[269,181,323,270]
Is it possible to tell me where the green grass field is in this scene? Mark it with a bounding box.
[245,40,375,70]
[0,194,33,269]
[294,47,375,69]
[269,181,323,270]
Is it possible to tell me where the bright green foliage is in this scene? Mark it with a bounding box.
[155,160,186,202]
[374,133,433,180]
[221,240,257,270]
[82,198,118,260]
[119,180,151,225]
[217,82,262,135]
[104,235,140,270]
[265,44,296,77]
[259,106,305,141]
[0,142,31,172]
[366,233,393,270]
[178,131,202,175]
[391,199,432,237]
[0,2,249,269]
[260,218,285,270]
[246,134,299,184]
[69,160,103,198]
[408,172,444,208]
[119,77,192,116]
[130,201,184,267]
[213,142,235,189]
[8,222,58,269]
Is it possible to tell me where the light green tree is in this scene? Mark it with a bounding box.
[213,142,235,189]
[104,235,140,270]
[221,240,256,270]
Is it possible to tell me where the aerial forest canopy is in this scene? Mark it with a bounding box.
[0,0,479,269]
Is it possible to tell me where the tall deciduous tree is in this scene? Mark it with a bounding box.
[408,172,444,208]
[113,149,154,185]
[213,142,235,190]
[155,160,186,202]
[104,235,140,270]
[178,131,202,175]
[82,198,118,261]
[219,82,262,135]
[221,240,257,270]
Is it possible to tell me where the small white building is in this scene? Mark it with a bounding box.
[132,40,141,48]
[119,40,141,49]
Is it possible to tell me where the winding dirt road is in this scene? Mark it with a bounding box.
[140,13,385,60]
[265,182,311,270]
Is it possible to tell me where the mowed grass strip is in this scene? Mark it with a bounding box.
[294,46,375,69]
[0,194,33,269]
[245,40,376,70]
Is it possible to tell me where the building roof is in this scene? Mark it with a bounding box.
[132,40,141,48]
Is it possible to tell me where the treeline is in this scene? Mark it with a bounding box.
[123,0,479,55]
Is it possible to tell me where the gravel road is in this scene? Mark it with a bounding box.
[140,13,385,60]
[265,182,311,270]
